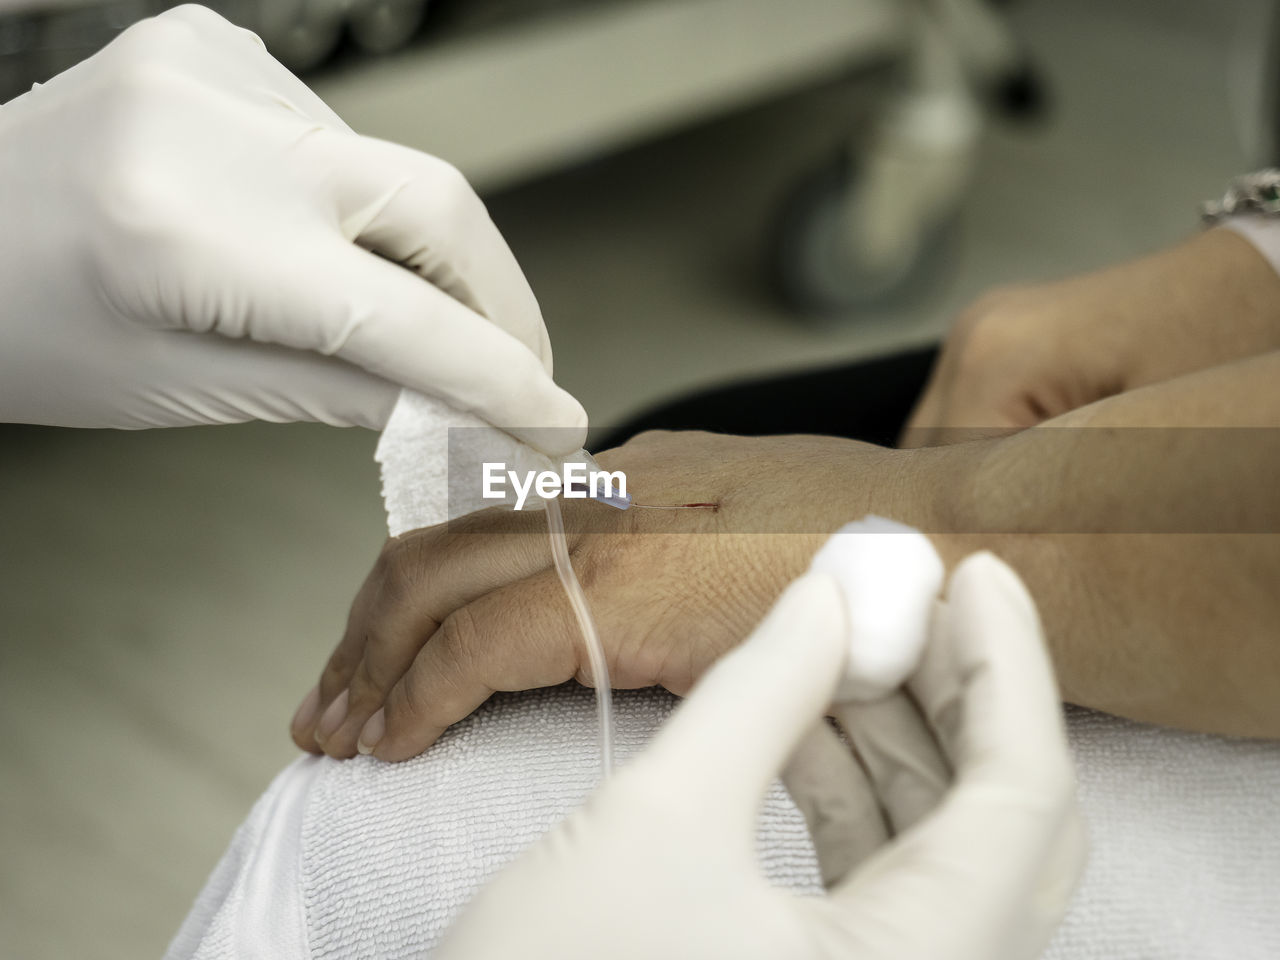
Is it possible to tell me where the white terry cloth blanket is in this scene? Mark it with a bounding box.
[168,390,1280,960]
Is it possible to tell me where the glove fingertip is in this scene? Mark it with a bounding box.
[948,551,1040,633]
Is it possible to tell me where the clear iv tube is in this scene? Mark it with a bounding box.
[544,495,614,778]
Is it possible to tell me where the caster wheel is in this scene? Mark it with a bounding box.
[992,59,1050,123]
[262,0,347,74]
[349,0,427,55]
[771,151,957,315]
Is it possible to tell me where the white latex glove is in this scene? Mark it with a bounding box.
[435,551,1085,960]
[0,5,585,454]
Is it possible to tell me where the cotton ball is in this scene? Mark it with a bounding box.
[809,516,944,702]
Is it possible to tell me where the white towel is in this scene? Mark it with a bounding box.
[169,388,1280,959]
[1046,708,1280,959]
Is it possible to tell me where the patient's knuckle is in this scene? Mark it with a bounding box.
[320,648,357,694]
[346,657,386,706]
[385,679,425,732]
[389,616,477,726]
[950,302,1024,378]
[954,284,1019,332]
[372,536,407,578]
[383,530,444,589]
[627,429,676,449]
[368,634,421,692]
[374,540,423,600]
[964,284,1014,314]
[436,608,483,673]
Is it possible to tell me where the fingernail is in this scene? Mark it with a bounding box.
[290,684,321,735]
[357,709,385,756]
[315,688,349,745]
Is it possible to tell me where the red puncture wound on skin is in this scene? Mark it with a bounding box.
[631,501,719,511]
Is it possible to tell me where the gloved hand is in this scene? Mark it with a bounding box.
[434,551,1085,960]
[0,5,585,453]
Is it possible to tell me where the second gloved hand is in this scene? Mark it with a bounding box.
[434,551,1085,960]
[0,5,584,451]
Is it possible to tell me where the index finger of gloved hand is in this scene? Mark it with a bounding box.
[910,552,1072,795]
[830,691,951,837]
[637,573,848,835]
[368,569,582,762]
[227,233,585,456]
[157,5,353,132]
[781,720,889,888]
[304,130,551,368]
[112,321,399,430]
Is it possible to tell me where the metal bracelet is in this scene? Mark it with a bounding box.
[1201,168,1280,222]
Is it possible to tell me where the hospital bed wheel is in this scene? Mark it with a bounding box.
[259,0,348,74]
[771,151,956,315]
[348,0,428,55]
[992,58,1049,123]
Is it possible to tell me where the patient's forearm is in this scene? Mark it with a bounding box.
[938,352,1280,737]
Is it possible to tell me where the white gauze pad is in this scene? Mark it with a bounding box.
[375,390,596,535]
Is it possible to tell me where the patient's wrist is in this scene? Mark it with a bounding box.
[1121,229,1280,386]
[852,440,992,571]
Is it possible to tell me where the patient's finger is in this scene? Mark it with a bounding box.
[312,579,445,759]
[296,506,576,751]
[367,569,583,762]
[290,559,387,752]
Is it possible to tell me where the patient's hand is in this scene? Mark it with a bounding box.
[903,229,1280,446]
[294,354,1280,756]
[291,430,968,761]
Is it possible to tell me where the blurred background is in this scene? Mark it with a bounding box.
[0,0,1275,956]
